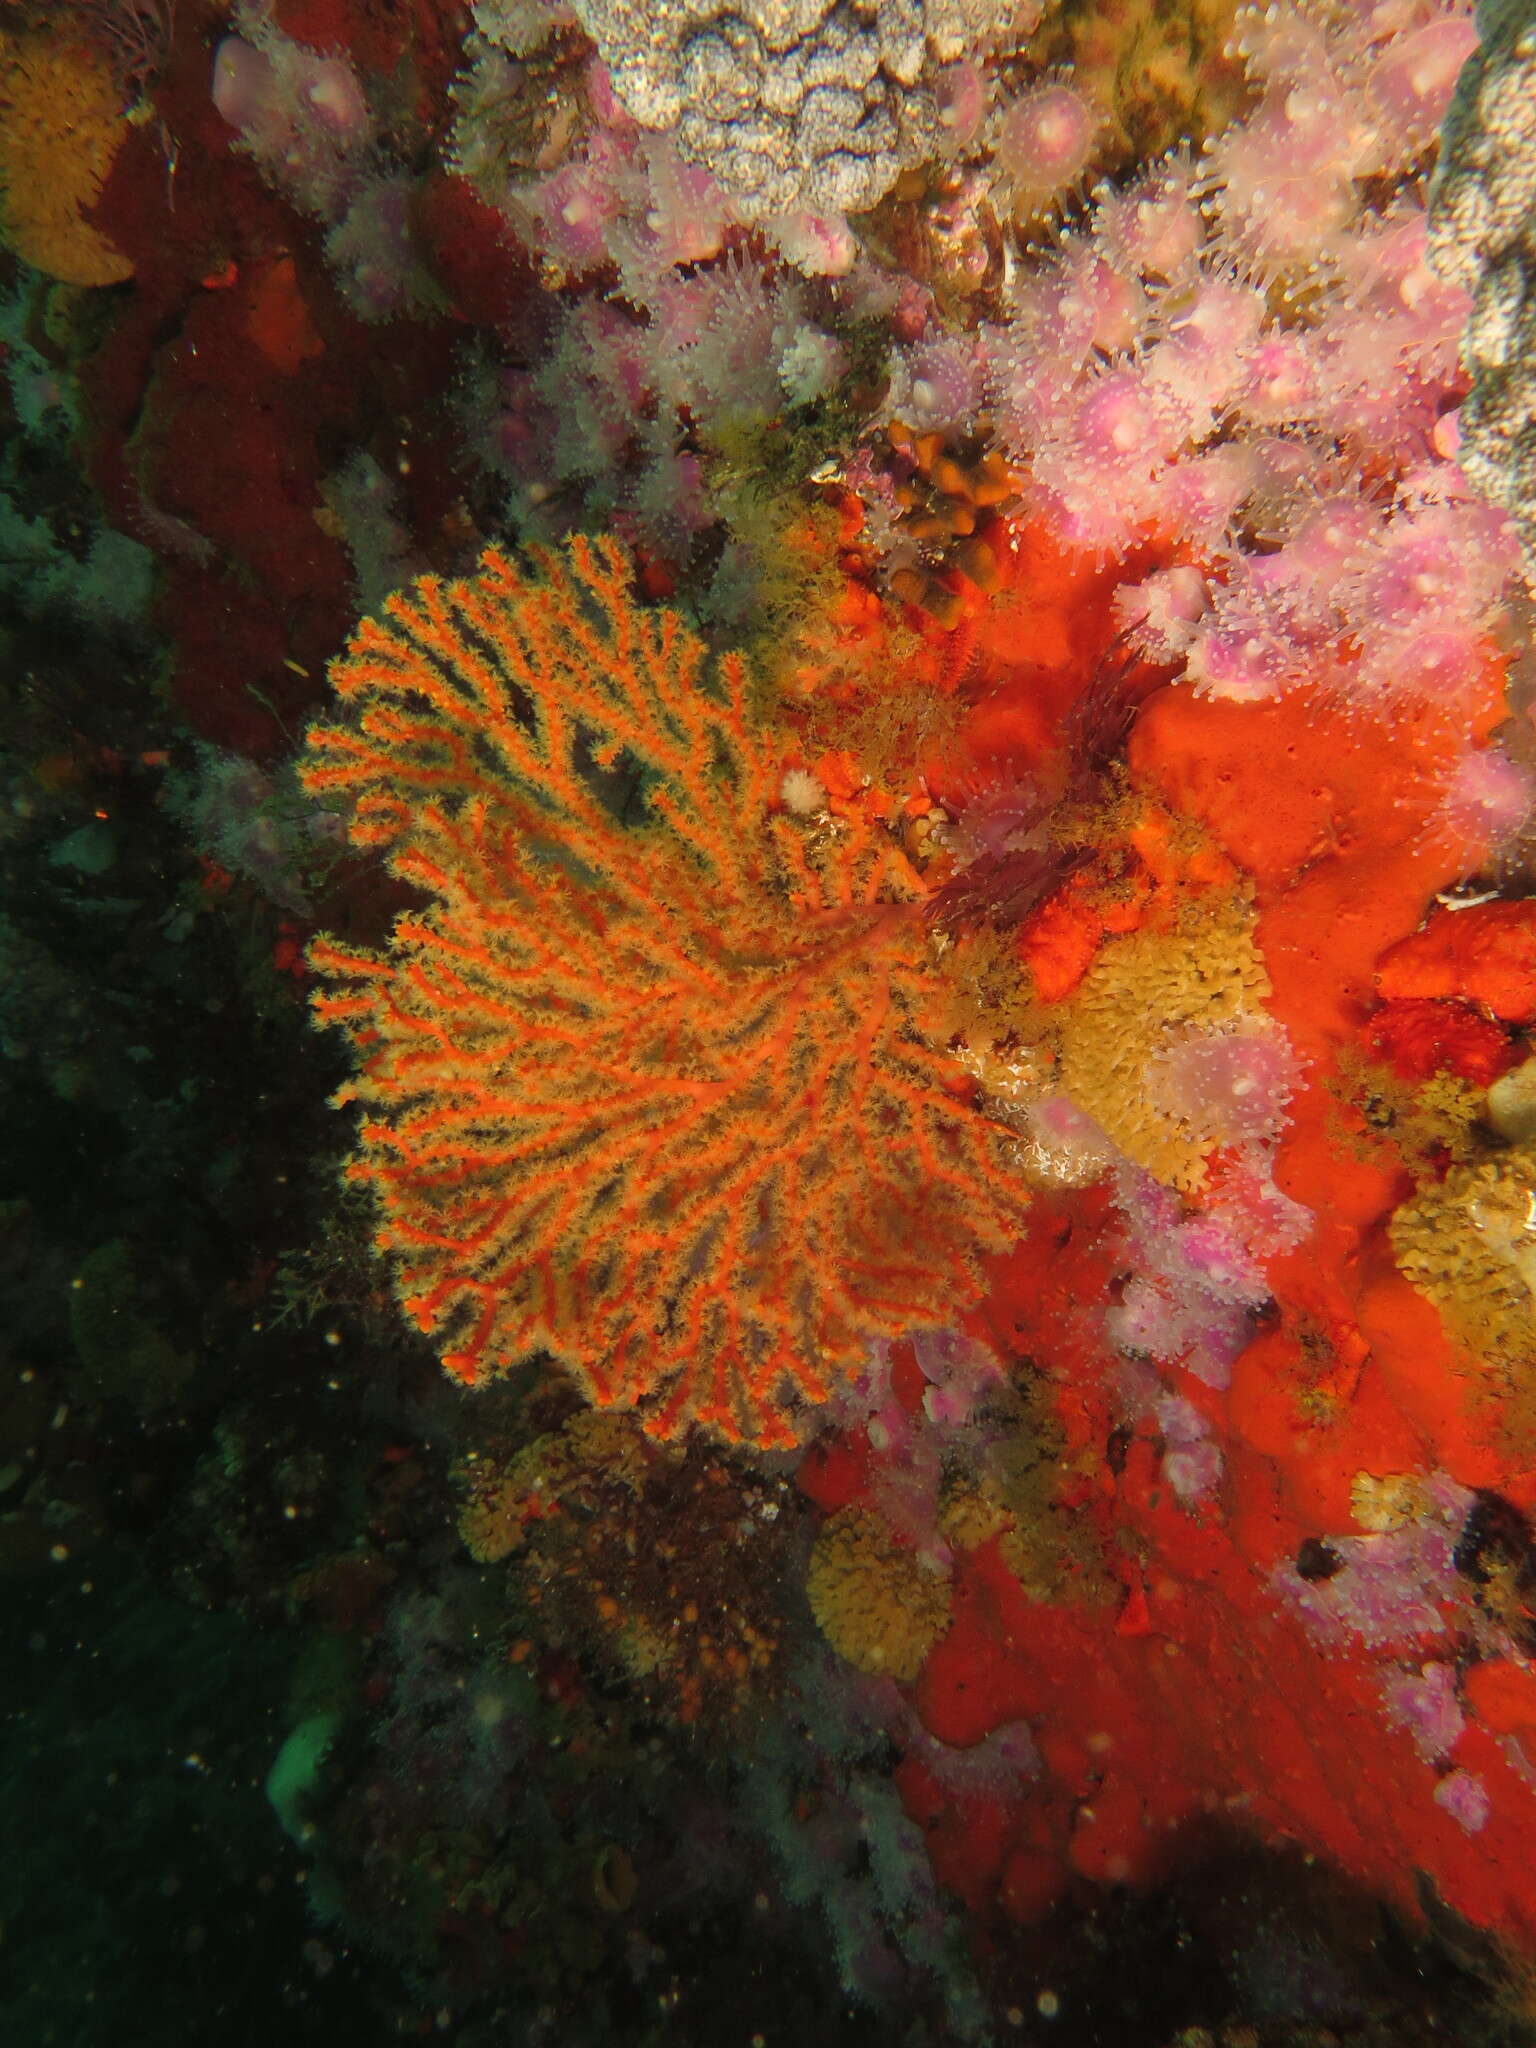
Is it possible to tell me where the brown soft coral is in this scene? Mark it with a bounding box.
[807,1504,953,1683]
[1391,1148,1536,1371]
[1055,891,1271,1191]
[0,28,132,286]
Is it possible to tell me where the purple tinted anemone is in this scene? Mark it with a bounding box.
[1161,1217,1267,1302]
[1238,331,1319,419]
[1163,1436,1224,1504]
[1366,12,1479,142]
[911,1329,1005,1428]
[894,336,983,433]
[1153,1020,1302,1149]
[1072,370,1182,470]
[211,25,373,220]
[1204,87,1364,266]
[1094,157,1202,279]
[994,81,1101,201]
[1382,1659,1465,1764]
[640,144,731,267]
[913,1716,1042,1797]
[1156,1394,1224,1503]
[1182,612,1296,702]
[1433,748,1536,858]
[1107,1274,1250,1386]
[1433,1768,1489,1834]
[1271,1520,1465,1651]
[1210,1170,1313,1262]
[529,155,626,275]
[302,57,369,140]
[211,35,274,131]
[1154,446,1259,547]
[1147,276,1264,417]
[1113,566,1209,662]
[763,209,857,277]
[326,176,420,320]
[933,59,987,150]
[832,1340,914,1457]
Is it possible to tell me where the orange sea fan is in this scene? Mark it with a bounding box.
[300,537,1031,1449]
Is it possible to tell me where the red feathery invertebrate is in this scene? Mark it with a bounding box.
[300,536,1031,1449]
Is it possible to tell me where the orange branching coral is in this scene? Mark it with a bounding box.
[301,537,1031,1449]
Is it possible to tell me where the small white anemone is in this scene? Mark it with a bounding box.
[779,767,828,816]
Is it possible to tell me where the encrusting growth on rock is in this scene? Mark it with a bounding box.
[300,536,1031,1449]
